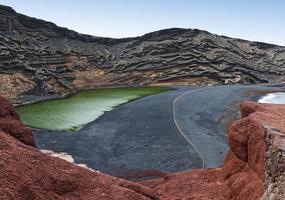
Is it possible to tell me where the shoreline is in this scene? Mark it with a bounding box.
[31,84,285,180]
[12,82,285,107]
[12,84,178,107]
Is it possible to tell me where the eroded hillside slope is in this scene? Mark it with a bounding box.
[1,5,285,98]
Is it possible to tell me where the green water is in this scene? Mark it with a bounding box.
[16,87,172,131]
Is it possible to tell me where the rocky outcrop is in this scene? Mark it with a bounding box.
[262,127,285,199]
[0,95,34,146]
[1,5,285,99]
[141,102,285,200]
[0,132,160,200]
[262,126,285,200]
[0,73,35,98]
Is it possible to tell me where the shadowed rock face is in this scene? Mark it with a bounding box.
[1,5,285,98]
[0,95,35,146]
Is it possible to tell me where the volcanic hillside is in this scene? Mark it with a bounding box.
[1,5,285,98]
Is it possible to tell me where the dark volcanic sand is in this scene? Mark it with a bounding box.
[32,84,284,180]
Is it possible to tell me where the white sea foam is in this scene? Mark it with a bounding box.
[41,150,98,172]
[258,92,285,104]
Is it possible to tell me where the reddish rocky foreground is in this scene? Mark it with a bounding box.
[0,96,284,200]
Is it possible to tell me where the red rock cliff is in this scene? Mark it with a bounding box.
[1,96,284,200]
[0,96,35,147]
[142,101,285,200]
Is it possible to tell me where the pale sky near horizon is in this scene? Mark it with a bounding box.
[0,0,284,46]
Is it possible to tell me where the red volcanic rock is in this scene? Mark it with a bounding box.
[0,132,157,200]
[0,96,35,146]
[228,118,252,162]
[142,101,285,200]
[1,96,285,200]
[142,168,230,200]
[240,101,265,118]
[0,96,157,199]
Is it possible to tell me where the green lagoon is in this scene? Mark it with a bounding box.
[16,87,172,131]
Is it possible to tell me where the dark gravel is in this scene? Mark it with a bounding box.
[33,84,284,180]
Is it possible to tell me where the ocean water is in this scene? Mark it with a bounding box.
[258,92,285,104]
[16,87,172,131]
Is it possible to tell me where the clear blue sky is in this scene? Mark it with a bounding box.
[1,0,284,45]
